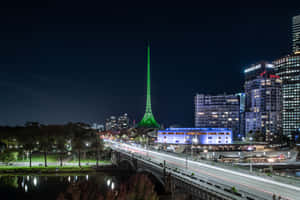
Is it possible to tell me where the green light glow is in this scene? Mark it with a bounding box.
[138,43,160,128]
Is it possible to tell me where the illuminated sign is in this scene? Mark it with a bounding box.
[265,64,274,68]
[244,64,261,73]
[269,74,280,79]
[157,128,233,144]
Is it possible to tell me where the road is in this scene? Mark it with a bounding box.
[109,141,300,200]
[0,162,109,167]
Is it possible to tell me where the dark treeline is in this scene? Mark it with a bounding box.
[0,122,105,167]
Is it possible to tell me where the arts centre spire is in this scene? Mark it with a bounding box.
[138,43,160,128]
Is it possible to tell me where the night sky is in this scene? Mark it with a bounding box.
[0,1,300,127]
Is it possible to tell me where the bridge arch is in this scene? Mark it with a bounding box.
[118,159,136,171]
[137,168,166,194]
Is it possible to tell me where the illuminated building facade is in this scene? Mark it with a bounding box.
[92,123,105,131]
[117,113,130,130]
[293,15,300,54]
[195,94,240,138]
[105,116,118,131]
[105,113,130,131]
[244,63,282,141]
[273,54,300,135]
[157,128,232,144]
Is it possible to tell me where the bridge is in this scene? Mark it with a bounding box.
[107,140,300,200]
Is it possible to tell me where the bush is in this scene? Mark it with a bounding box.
[0,150,18,163]
[231,187,237,193]
[266,172,272,176]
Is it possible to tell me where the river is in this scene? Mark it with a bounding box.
[0,173,131,200]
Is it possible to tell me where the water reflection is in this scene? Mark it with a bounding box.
[0,173,122,200]
[57,174,159,200]
[33,177,37,187]
[0,173,162,200]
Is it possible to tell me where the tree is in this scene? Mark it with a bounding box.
[114,173,159,200]
[56,134,68,167]
[68,123,90,167]
[246,130,253,139]
[38,125,55,167]
[20,124,40,168]
[21,137,36,168]
[253,130,265,142]
[91,133,104,167]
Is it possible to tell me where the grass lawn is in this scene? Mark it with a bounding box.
[0,165,97,174]
[17,154,111,164]
[68,159,111,164]
[17,154,60,162]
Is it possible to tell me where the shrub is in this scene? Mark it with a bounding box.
[0,150,18,163]
[231,186,237,193]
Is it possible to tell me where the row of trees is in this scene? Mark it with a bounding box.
[0,122,104,167]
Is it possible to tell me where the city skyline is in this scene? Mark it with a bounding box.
[1,1,300,127]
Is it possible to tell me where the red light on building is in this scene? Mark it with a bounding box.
[260,71,267,76]
[269,74,280,79]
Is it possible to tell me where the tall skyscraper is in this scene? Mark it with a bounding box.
[273,54,300,135]
[272,15,300,136]
[138,44,160,128]
[292,15,300,54]
[117,113,130,130]
[105,116,118,131]
[195,94,240,138]
[244,62,282,142]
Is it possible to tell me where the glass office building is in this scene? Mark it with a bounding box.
[244,63,282,142]
[293,15,300,54]
[195,94,240,138]
[274,54,300,136]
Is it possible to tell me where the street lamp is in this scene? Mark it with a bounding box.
[185,153,188,170]
[203,149,208,159]
[267,158,275,172]
[146,136,149,159]
[192,137,198,158]
[249,137,253,172]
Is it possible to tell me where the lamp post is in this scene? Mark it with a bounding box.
[267,158,275,173]
[185,153,188,170]
[192,136,198,159]
[249,137,253,173]
[146,136,149,159]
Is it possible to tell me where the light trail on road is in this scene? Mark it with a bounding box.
[110,141,300,200]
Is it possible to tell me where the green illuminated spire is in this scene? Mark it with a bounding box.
[138,43,160,128]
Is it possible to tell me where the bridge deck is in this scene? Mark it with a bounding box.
[108,141,300,200]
